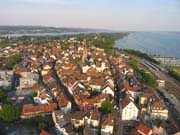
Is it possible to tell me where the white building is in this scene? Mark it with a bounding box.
[17,72,38,90]
[101,84,114,97]
[120,97,139,120]
[148,101,168,120]
[0,70,13,90]
[101,114,114,135]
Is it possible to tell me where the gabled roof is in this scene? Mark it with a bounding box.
[71,111,88,120]
[124,82,141,92]
[91,110,100,120]
[151,101,168,110]
[58,95,69,107]
[120,96,136,109]
[21,103,57,117]
[40,130,52,135]
[137,124,152,135]
[102,114,114,126]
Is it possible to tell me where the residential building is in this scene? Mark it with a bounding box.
[136,124,152,135]
[101,114,114,135]
[148,101,168,120]
[90,110,100,128]
[0,70,13,90]
[120,96,139,120]
[21,103,57,119]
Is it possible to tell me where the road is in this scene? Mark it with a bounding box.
[51,60,80,111]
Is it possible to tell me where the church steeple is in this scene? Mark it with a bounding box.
[82,44,88,64]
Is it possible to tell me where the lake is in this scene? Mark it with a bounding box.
[115,32,180,58]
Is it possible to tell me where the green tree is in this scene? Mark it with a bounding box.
[6,61,15,70]
[128,58,139,71]
[101,100,113,114]
[0,89,7,102]
[38,122,47,130]
[31,91,37,99]
[0,104,21,122]
[13,54,22,63]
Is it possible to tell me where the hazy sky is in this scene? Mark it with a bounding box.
[0,0,180,31]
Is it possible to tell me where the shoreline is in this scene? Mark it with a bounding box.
[114,32,180,59]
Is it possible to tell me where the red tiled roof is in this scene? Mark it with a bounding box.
[124,82,141,92]
[137,124,152,135]
[120,96,131,109]
[40,130,52,135]
[58,95,69,107]
[21,103,57,117]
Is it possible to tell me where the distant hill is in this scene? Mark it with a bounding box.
[0,25,111,35]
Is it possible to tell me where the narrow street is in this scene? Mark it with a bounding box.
[51,60,80,111]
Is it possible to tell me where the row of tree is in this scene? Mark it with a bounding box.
[166,66,180,82]
[128,58,157,87]
[123,49,159,64]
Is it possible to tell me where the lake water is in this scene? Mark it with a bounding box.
[115,32,180,58]
[0,31,95,37]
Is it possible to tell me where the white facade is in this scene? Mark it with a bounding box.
[121,102,139,120]
[17,72,38,90]
[101,125,113,135]
[96,62,106,72]
[60,102,72,114]
[149,109,168,120]
[0,70,13,90]
[82,65,90,73]
[102,86,114,97]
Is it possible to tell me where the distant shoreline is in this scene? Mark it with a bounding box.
[115,32,180,58]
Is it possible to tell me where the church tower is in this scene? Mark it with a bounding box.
[82,44,88,64]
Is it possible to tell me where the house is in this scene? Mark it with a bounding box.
[83,127,96,135]
[124,82,142,99]
[71,111,87,129]
[128,123,152,135]
[101,79,114,97]
[57,95,71,114]
[120,96,139,120]
[21,103,57,119]
[139,89,158,105]
[0,70,13,90]
[17,72,38,90]
[40,130,52,135]
[82,65,90,73]
[52,110,73,135]
[52,110,68,134]
[152,119,179,135]
[90,110,100,128]
[101,114,114,135]
[79,94,107,110]
[95,61,107,72]
[148,101,168,120]
[33,83,53,105]
[136,124,152,135]
[41,64,52,76]
[86,67,99,77]
[52,110,67,127]
[89,77,105,91]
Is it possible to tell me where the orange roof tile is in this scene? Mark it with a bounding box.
[137,124,152,135]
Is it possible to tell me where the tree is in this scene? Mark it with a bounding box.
[101,100,113,114]
[0,104,21,122]
[6,61,15,70]
[38,122,47,130]
[0,89,7,102]
[31,91,37,99]
[13,54,22,63]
